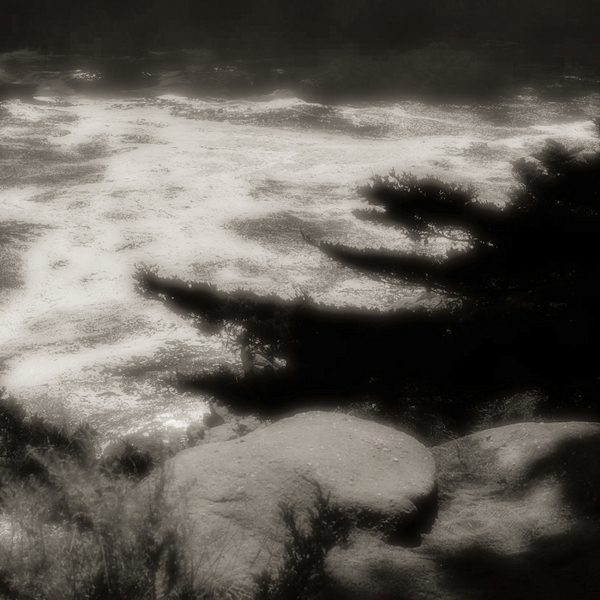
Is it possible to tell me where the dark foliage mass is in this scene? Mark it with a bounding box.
[254,481,351,600]
[0,388,158,485]
[136,134,600,437]
[0,392,354,599]
[311,138,600,420]
[0,389,95,483]
[0,392,216,600]
[315,142,600,301]
[103,440,156,479]
[355,172,484,236]
[137,269,476,421]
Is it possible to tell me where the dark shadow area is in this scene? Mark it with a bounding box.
[339,148,600,299]
[383,481,439,548]
[0,83,38,100]
[438,533,600,600]
[356,174,490,234]
[136,134,600,441]
[303,235,500,297]
[136,267,600,435]
[510,434,600,517]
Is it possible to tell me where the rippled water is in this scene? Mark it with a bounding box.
[1,59,598,445]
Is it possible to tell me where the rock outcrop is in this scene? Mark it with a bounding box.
[325,421,600,599]
[164,411,437,594]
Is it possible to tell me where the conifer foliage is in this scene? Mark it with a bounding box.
[136,132,600,432]
[311,139,600,301]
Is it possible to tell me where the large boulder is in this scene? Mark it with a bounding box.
[326,421,600,599]
[164,410,436,593]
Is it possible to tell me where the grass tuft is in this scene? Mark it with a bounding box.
[0,391,233,599]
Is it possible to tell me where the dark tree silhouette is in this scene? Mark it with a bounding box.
[310,141,600,301]
[135,134,600,438]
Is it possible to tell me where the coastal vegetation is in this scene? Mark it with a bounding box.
[0,388,206,600]
[135,131,600,441]
[1,129,600,597]
[254,482,352,600]
[0,391,358,599]
[1,40,599,592]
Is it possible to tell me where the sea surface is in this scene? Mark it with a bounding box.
[1,54,599,446]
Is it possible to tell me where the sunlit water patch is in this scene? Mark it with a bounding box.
[0,86,598,441]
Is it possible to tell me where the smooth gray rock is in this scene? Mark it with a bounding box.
[164,410,436,593]
[325,421,600,600]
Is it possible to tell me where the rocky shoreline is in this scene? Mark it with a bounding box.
[143,404,600,599]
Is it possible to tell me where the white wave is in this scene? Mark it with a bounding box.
[1,92,598,440]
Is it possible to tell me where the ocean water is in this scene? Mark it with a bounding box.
[1,56,599,445]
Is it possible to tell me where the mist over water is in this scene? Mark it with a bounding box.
[1,53,599,444]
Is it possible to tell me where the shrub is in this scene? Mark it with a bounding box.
[0,394,229,599]
[254,482,351,600]
[102,440,156,480]
[0,455,229,599]
[0,388,96,485]
[356,170,483,238]
[320,138,600,418]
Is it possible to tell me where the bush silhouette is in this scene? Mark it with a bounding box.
[254,481,351,600]
[0,388,96,485]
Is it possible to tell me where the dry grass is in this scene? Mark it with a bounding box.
[0,392,238,599]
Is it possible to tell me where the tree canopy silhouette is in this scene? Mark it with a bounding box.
[136,133,600,436]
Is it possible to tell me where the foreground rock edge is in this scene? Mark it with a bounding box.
[325,420,600,600]
[160,410,437,592]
